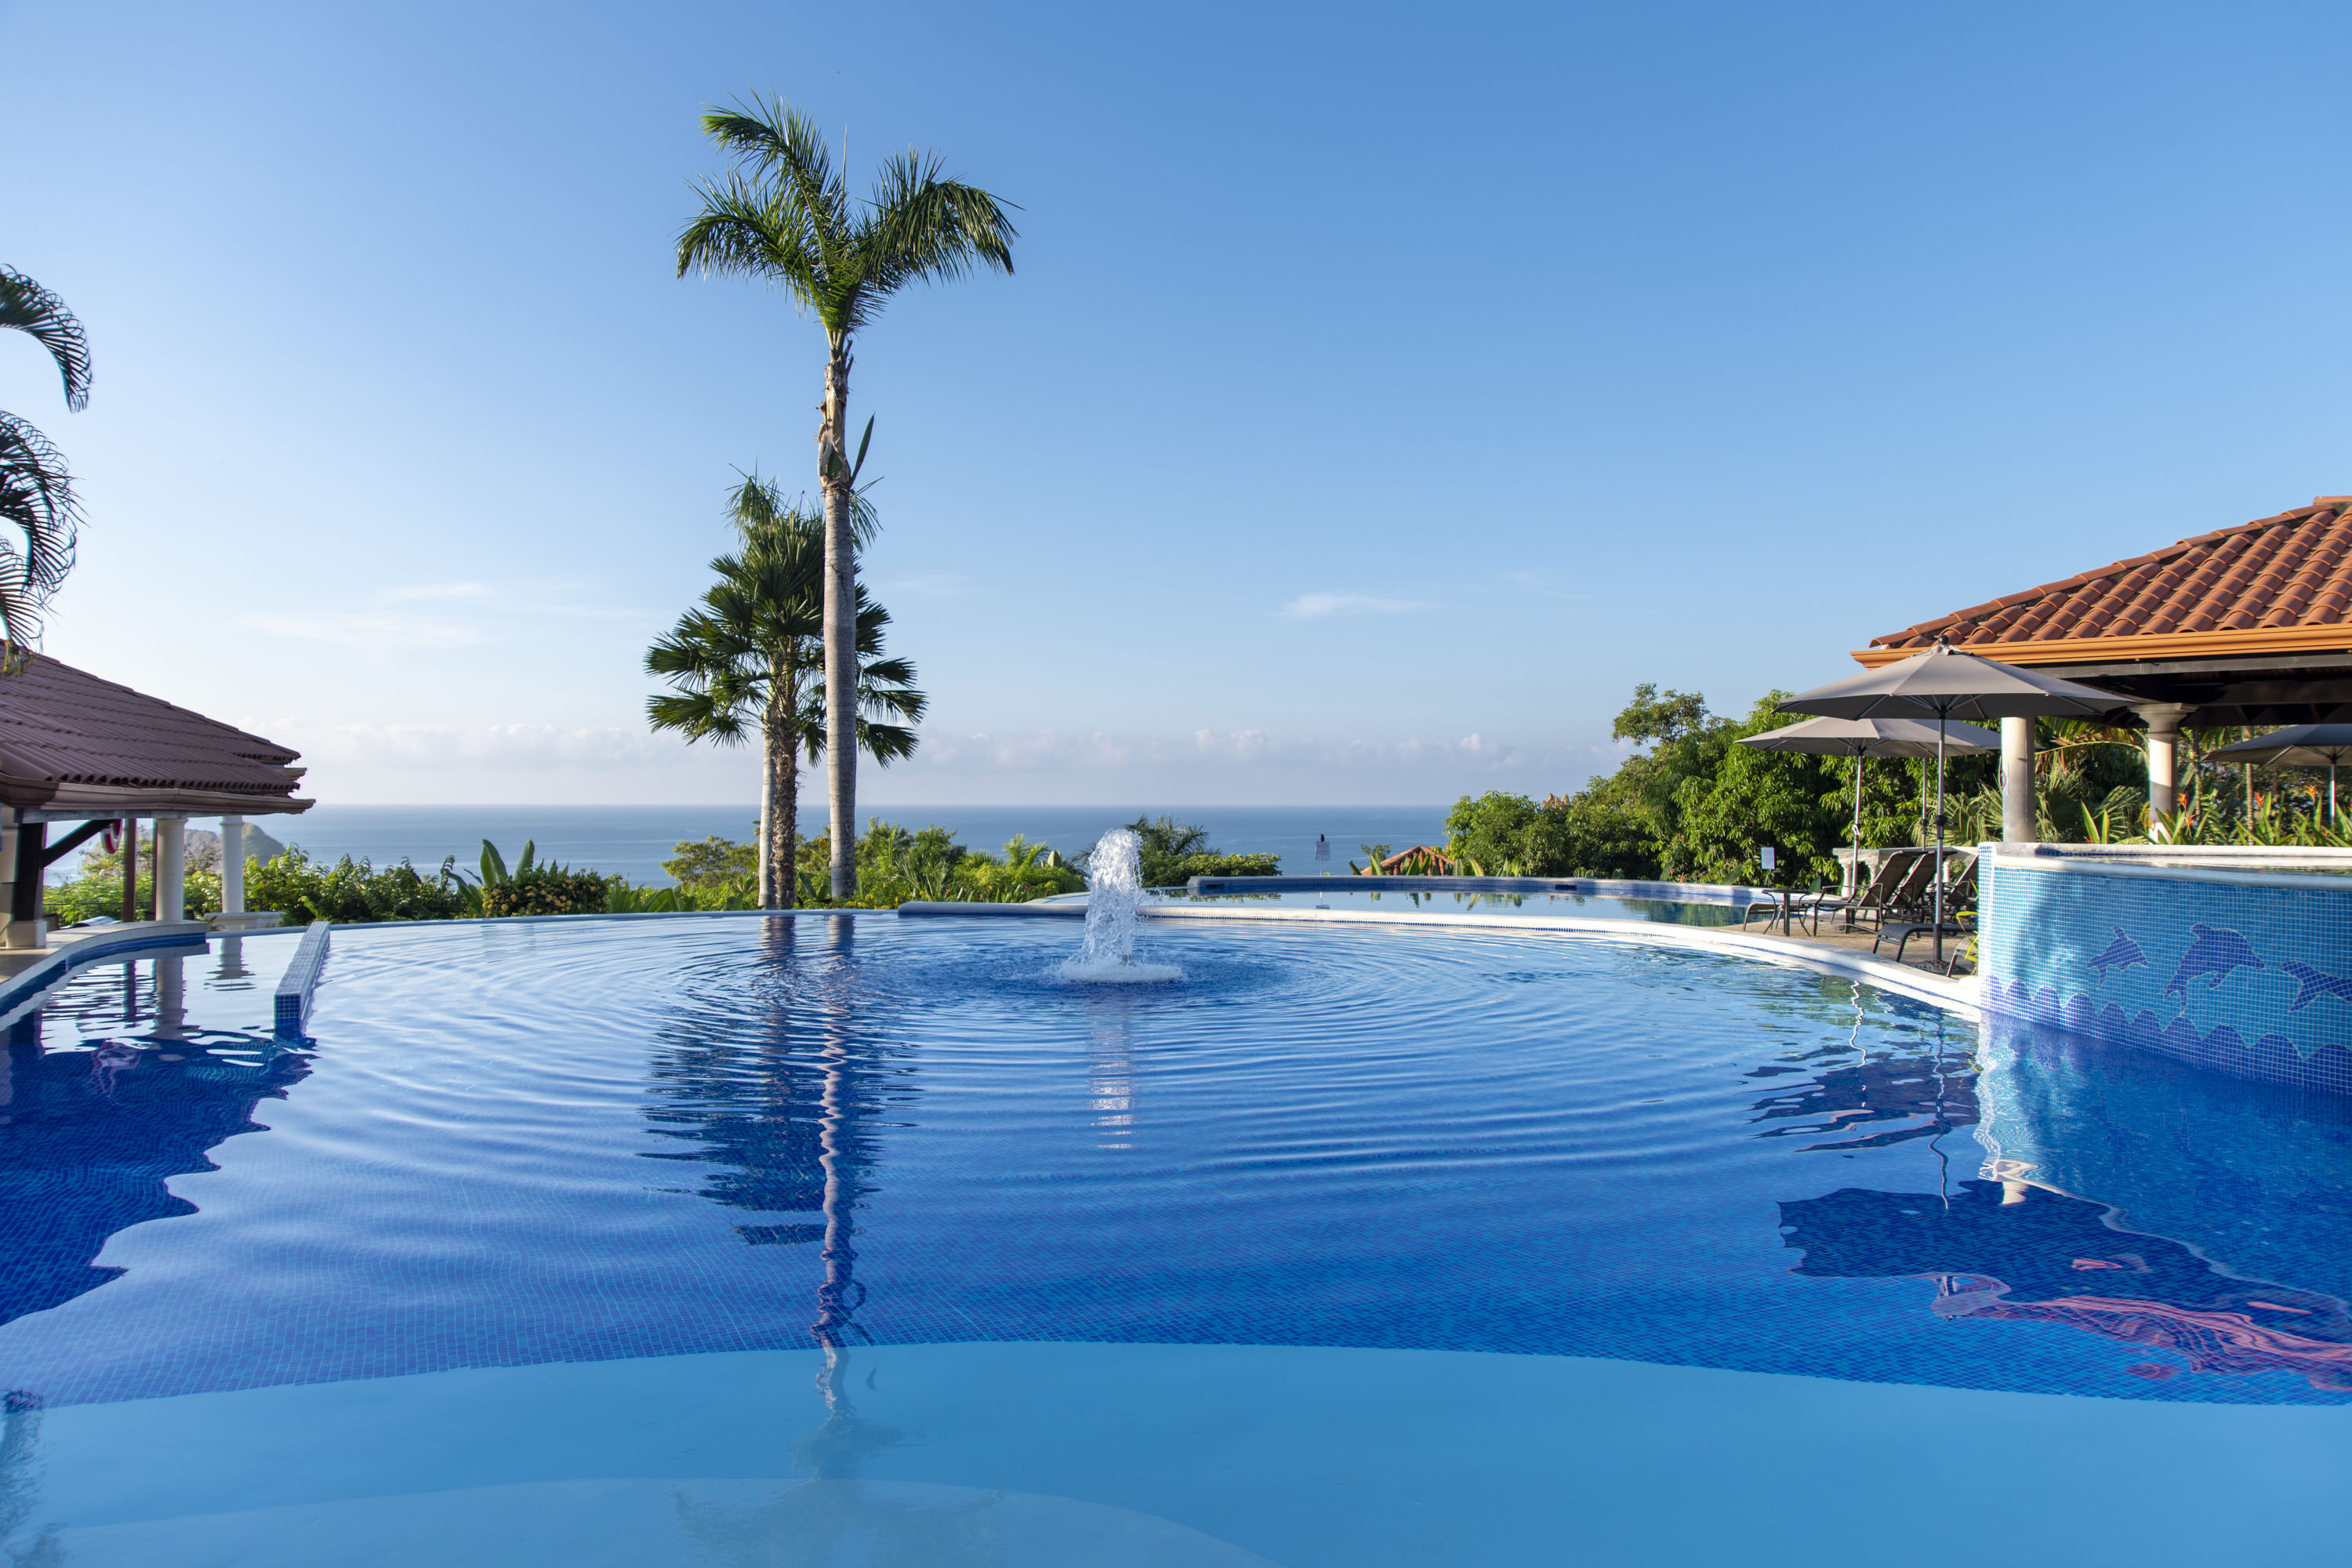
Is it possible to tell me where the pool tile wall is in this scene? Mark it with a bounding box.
[1980,848,2352,1095]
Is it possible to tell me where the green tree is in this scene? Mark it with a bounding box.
[678,95,1015,898]
[1444,684,1996,884]
[664,834,757,888]
[0,267,90,655]
[1109,815,1279,886]
[646,480,925,908]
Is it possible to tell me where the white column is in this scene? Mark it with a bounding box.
[2135,704,2194,818]
[156,815,187,923]
[156,955,184,1040]
[219,815,245,916]
[2000,717,2034,843]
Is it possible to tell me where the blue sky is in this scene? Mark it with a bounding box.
[3,0,2349,804]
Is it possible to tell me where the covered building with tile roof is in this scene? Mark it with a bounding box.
[1860,497,2352,822]
[0,654,311,946]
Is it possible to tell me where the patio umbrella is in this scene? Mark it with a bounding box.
[2207,724,2352,824]
[1777,645,2131,964]
[1739,717,1998,899]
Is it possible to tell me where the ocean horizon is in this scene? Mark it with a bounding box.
[187,804,1456,887]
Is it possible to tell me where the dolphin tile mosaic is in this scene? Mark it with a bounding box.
[1980,851,2352,1095]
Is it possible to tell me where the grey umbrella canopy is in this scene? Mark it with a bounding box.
[1777,647,2130,964]
[1773,644,2130,723]
[1739,718,2000,897]
[2209,724,2352,822]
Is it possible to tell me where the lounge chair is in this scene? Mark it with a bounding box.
[1846,849,1933,934]
[1875,860,1977,963]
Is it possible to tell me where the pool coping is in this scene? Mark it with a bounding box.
[0,922,212,1027]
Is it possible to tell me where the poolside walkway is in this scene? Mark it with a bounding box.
[1737,914,1971,977]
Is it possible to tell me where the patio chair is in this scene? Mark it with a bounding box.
[1846,849,1932,933]
[1875,859,1978,963]
[1741,878,1849,935]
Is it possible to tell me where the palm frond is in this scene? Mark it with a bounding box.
[0,411,82,645]
[679,99,1012,340]
[0,268,91,410]
[856,154,1018,312]
[650,468,921,767]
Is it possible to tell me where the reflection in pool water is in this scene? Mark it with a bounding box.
[0,918,2345,1563]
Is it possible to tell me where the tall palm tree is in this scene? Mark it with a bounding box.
[0,267,90,658]
[646,478,925,908]
[677,94,1014,897]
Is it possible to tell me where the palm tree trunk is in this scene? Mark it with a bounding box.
[820,340,857,897]
[760,683,796,909]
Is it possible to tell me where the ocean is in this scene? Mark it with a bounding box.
[214,805,1454,886]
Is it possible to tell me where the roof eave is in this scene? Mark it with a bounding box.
[1853,623,2352,670]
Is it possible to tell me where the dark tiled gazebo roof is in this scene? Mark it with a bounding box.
[0,654,310,818]
[1863,499,2352,667]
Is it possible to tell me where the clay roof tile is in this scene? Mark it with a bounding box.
[1869,502,2352,652]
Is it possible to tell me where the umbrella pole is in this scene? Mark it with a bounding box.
[1849,753,1864,910]
[2332,762,2339,827]
[1933,717,1948,966]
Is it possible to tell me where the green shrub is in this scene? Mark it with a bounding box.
[481,868,611,917]
[45,869,221,924]
[248,848,469,925]
[1106,815,1279,887]
[1157,851,1279,885]
[605,875,758,913]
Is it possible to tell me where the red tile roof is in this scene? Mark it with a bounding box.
[1860,499,2352,667]
[0,654,310,816]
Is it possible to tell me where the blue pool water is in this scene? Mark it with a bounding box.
[1156,886,1754,923]
[0,916,2346,1564]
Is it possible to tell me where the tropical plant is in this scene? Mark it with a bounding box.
[1093,815,1279,886]
[663,834,757,887]
[45,869,222,925]
[1446,686,1980,884]
[0,267,90,656]
[645,479,925,907]
[245,848,470,925]
[454,839,612,916]
[605,875,759,913]
[677,94,1015,898]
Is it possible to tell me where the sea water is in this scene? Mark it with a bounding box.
[122,805,1450,886]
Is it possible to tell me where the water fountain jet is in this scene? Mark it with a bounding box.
[1059,828,1183,983]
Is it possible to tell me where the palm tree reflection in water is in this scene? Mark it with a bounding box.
[659,916,1047,1564]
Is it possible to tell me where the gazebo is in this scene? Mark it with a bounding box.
[1859,497,2352,834]
[0,654,312,946]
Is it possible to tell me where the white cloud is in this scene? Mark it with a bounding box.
[1277,591,1428,619]
[240,612,484,649]
[297,722,689,770]
[239,580,650,651]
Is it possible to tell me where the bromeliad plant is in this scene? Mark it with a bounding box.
[461,840,611,918]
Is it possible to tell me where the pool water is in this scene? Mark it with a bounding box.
[1153,887,1751,924]
[0,916,2345,1565]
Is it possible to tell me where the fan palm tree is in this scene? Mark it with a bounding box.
[646,477,925,908]
[677,94,1014,897]
[0,267,91,657]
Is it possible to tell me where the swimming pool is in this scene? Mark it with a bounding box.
[0,915,2344,1564]
[1156,887,1752,924]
